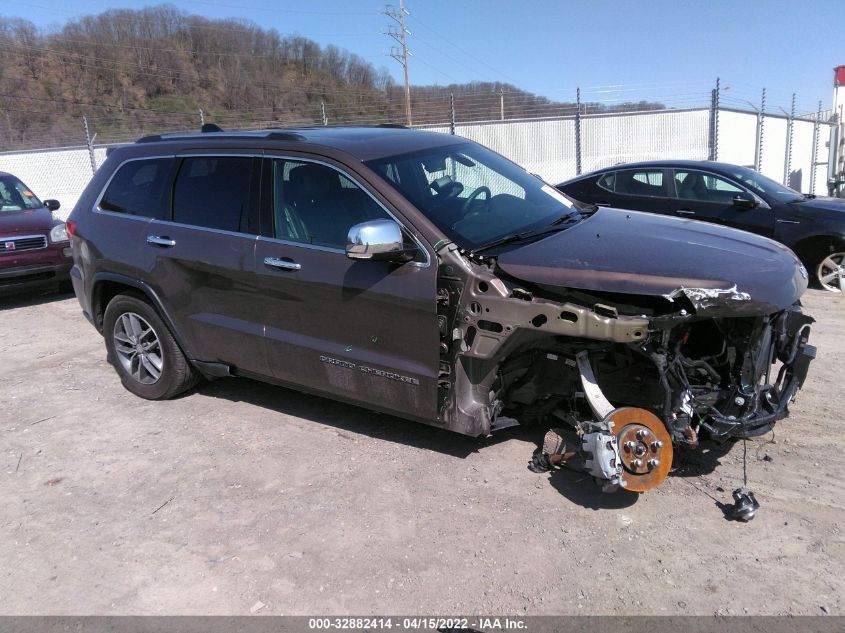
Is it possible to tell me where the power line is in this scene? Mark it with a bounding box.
[405,14,518,86]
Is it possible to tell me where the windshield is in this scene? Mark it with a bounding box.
[726,165,803,203]
[0,175,43,212]
[365,142,576,250]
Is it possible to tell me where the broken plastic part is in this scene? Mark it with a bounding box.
[730,487,760,522]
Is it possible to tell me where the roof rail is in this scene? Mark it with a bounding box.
[201,123,224,133]
[376,123,407,129]
[135,130,306,144]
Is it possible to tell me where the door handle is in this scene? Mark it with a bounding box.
[264,256,301,271]
[675,209,696,215]
[146,235,176,247]
[595,202,611,207]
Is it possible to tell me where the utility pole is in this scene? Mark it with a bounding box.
[784,93,796,186]
[82,115,97,175]
[385,1,412,125]
[499,87,504,121]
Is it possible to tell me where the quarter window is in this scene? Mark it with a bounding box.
[99,158,175,219]
[272,159,389,249]
[597,172,615,192]
[675,170,743,202]
[173,157,254,232]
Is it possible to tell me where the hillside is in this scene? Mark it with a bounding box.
[0,4,663,150]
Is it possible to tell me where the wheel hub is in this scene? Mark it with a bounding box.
[606,407,673,492]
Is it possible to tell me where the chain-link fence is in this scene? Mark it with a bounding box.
[0,82,836,219]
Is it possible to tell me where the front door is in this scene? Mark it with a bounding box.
[254,156,439,422]
[668,169,775,237]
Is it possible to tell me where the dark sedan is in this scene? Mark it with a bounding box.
[557,160,845,292]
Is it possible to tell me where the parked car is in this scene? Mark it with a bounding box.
[0,171,71,296]
[67,127,815,494]
[556,160,845,292]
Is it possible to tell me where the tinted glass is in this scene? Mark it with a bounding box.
[173,157,253,232]
[597,172,615,192]
[675,170,743,202]
[366,142,576,250]
[100,158,174,219]
[0,175,42,212]
[725,165,803,203]
[614,170,666,196]
[272,159,388,248]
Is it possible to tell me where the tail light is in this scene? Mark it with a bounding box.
[66,219,76,237]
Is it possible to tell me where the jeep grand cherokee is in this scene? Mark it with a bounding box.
[67,126,816,493]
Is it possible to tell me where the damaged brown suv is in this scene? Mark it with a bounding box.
[68,125,816,494]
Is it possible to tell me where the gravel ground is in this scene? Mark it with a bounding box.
[0,288,842,616]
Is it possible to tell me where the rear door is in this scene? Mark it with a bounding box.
[593,168,671,214]
[254,155,439,422]
[668,169,775,237]
[139,152,270,375]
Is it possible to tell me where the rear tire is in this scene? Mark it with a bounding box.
[103,293,200,399]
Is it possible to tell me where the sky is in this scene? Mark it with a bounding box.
[3,0,843,114]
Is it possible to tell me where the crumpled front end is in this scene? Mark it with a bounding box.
[433,237,817,494]
[642,303,815,443]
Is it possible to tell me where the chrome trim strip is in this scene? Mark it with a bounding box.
[91,152,432,268]
[256,235,342,254]
[0,234,48,252]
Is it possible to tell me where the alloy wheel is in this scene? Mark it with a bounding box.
[817,252,845,292]
[112,312,164,384]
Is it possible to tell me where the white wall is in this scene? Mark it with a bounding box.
[0,146,110,220]
[0,108,832,220]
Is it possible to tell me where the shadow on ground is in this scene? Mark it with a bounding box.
[0,287,73,311]
[198,376,540,459]
[194,375,749,511]
[671,439,737,477]
[547,468,640,509]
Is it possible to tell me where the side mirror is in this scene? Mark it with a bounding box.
[44,199,61,212]
[731,192,758,209]
[346,219,418,263]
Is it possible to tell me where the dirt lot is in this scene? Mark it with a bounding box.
[1,289,842,616]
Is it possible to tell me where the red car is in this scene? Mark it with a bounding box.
[0,171,72,296]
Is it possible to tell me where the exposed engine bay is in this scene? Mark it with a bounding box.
[434,242,816,494]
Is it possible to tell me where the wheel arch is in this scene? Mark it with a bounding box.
[91,272,194,358]
[790,234,845,266]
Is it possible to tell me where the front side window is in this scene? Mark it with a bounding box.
[100,158,174,219]
[173,157,253,232]
[366,142,576,250]
[675,170,743,202]
[725,165,802,203]
[0,175,43,212]
[272,159,389,249]
[613,170,666,197]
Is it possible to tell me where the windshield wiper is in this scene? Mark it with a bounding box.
[472,231,538,254]
[548,208,593,225]
[473,210,589,255]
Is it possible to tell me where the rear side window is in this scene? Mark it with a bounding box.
[173,157,254,233]
[613,169,666,197]
[100,158,174,219]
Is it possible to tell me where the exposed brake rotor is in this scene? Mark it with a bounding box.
[608,407,673,492]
